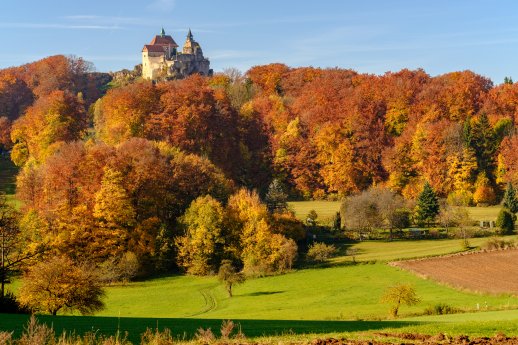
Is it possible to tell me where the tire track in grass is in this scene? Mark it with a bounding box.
[188,286,218,317]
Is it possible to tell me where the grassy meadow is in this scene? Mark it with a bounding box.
[2,178,517,341]
[96,261,518,321]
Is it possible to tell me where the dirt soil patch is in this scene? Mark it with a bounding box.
[393,249,518,294]
[308,333,518,344]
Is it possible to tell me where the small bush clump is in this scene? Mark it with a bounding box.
[307,242,337,262]
[485,237,516,250]
[496,209,515,235]
[424,303,460,315]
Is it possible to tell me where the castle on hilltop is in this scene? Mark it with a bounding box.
[142,28,212,80]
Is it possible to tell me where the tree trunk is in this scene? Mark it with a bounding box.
[0,276,4,298]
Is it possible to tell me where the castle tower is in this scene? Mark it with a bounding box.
[142,28,211,80]
[182,29,195,55]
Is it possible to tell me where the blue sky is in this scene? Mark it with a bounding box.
[1,0,518,83]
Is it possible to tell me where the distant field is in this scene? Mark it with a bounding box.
[395,249,518,295]
[288,200,342,223]
[289,200,502,223]
[332,236,517,263]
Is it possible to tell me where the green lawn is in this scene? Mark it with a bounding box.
[4,236,518,341]
[92,262,518,321]
[332,236,516,263]
[289,200,342,223]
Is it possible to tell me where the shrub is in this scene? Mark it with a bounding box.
[447,190,473,206]
[424,303,459,315]
[307,242,337,262]
[195,327,215,344]
[100,251,140,283]
[485,237,516,250]
[496,209,515,235]
[306,209,318,226]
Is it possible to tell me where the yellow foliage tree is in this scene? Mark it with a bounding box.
[176,195,226,275]
[226,189,297,275]
[473,172,496,205]
[19,256,105,315]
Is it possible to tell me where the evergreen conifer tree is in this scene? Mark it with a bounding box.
[414,182,439,227]
[470,113,497,177]
[502,182,518,214]
[265,179,288,213]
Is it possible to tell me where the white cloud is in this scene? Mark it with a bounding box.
[147,0,176,13]
[0,22,122,30]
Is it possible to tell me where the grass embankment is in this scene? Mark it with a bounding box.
[2,313,518,343]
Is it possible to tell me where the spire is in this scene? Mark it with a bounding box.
[187,28,193,40]
[160,27,165,37]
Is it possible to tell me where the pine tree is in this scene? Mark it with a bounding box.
[470,113,497,177]
[414,182,439,227]
[502,182,518,214]
[496,209,515,235]
[265,179,288,213]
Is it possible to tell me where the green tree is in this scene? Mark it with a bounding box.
[306,209,318,226]
[265,178,288,213]
[217,259,245,297]
[502,183,518,214]
[414,182,439,227]
[496,209,515,235]
[470,113,498,178]
[380,284,420,318]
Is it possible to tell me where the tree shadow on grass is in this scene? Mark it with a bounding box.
[239,290,284,297]
[0,314,425,343]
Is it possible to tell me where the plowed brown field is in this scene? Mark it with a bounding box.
[393,249,518,294]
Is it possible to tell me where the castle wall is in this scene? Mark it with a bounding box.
[142,52,165,80]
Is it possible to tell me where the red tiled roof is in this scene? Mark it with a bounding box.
[150,35,178,47]
[142,45,166,53]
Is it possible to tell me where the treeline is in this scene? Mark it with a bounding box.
[56,64,518,202]
[2,57,518,286]
[0,55,110,151]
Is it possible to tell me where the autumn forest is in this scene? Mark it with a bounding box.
[1,55,518,314]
